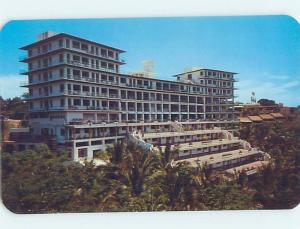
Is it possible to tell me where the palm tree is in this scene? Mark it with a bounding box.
[108,142,160,196]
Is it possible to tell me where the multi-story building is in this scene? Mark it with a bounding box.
[21,32,260,169]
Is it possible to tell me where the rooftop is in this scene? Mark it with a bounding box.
[173,68,238,77]
[175,149,261,167]
[20,32,126,53]
[160,138,241,151]
[142,128,224,140]
[225,160,269,175]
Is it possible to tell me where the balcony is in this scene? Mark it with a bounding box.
[19,69,27,75]
[109,94,119,99]
[19,55,28,61]
[21,44,125,64]
[67,90,109,98]
[20,81,28,87]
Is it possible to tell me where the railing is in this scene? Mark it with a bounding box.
[19,55,28,61]
[20,81,28,86]
[20,45,124,63]
[19,69,27,74]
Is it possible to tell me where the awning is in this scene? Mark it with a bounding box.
[248,116,263,122]
[270,112,284,118]
[239,117,252,123]
[259,114,275,120]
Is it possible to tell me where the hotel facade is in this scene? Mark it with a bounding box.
[20,32,268,172]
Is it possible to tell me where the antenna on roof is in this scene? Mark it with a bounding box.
[250,92,256,104]
[129,60,155,78]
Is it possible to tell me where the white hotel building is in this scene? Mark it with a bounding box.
[20,32,268,172]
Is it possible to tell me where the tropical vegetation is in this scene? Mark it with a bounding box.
[1,108,300,213]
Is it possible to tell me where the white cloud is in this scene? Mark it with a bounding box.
[0,75,27,99]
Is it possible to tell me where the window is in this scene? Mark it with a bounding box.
[81,43,88,51]
[42,45,48,53]
[60,128,65,136]
[108,50,114,58]
[60,84,64,92]
[83,100,90,106]
[188,74,192,80]
[59,69,64,77]
[101,48,107,57]
[60,99,65,107]
[82,71,89,77]
[74,99,81,106]
[82,57,88,64]
[42,59,48,67]
[101,74,107,81]
[108,75,114,82]
[72,40,80,49]
[43,72,48,81]
[78,148,87,157]
[120,77,126,84]
[108,63,114,69]
[66,39,70,48]
[59,39,63,47]
[101,61,107,68]
[59,54,64,62]
[102,88,107,94]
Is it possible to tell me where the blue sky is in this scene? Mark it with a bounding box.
[0,16,299,106]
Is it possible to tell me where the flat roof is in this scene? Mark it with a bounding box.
[20,32,126,53]
[225,160,269,175]
[173,68,238,77]
[143,129,224,139]
[161,139,240,151]
[175,149,260,167]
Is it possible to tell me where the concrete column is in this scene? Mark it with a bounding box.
[87,147,93,161]
[72,141,78,161]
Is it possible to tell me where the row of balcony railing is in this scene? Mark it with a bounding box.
[20,45,125,63]
[20,59,117,74]
[20,74,234,98]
